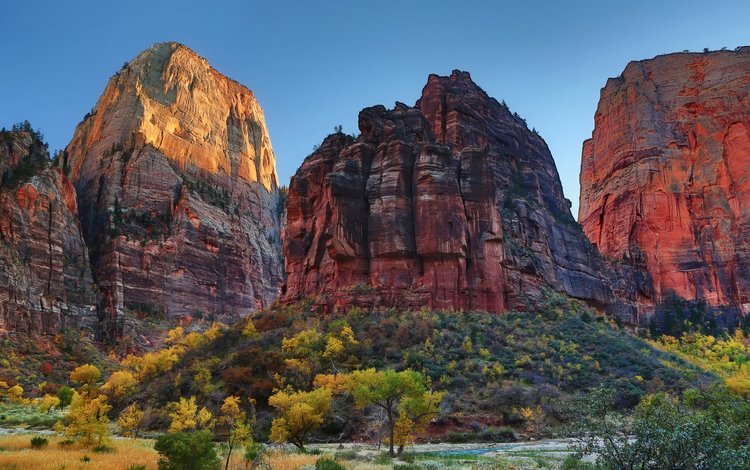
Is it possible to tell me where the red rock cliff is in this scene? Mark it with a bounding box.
[580,47,750,317]
[0,127,97,334]
[66,42,282,331]
[284,71,651,318]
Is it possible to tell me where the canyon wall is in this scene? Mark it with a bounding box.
[0,127,97,334]
[284,71,652,320]
[66,42,282,332]
[580,47,750,322]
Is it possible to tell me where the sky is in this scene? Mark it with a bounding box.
[2,1,749,218]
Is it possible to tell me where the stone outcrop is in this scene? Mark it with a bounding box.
[284,71,651,319]
[66,42,282,332]
[0,127,97,334]
[580,47,750,320]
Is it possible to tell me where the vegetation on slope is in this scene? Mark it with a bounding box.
[104,291,708,442]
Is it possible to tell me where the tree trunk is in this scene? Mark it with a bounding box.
[387,407,395,457]
[224,442,234,470]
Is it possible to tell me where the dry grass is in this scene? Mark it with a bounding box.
[0,434,158,470]
[266,452,319,469]
[0,434,331,470]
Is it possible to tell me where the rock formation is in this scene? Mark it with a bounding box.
[284,71,651,319]
[66,42,282,332]
[0,126,97,334]
[580,47,750,320]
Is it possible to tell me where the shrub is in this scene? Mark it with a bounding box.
[154,430,220,470]
[30,436,48,449]
[374,454,392,465]
[567,386,750,469]
[244,442,264,462]
[315,457,346,470]
[126,466,148,470]
[300,447,322,455]
[93,444,115,453]
[81,455,91,463]
[58,439,75,448]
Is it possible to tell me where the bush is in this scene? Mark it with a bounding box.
[58,439,75,448]
[154,431,220,470]
[315,457,346,470]
[126,466,148,470]
[30,436,48,449]
[567,386,750,469]
[93,444,115,453]
[81,455,91,463]
[244,442,264,462]
[300,447,322,455]
[333,450,358,460]
[374,454,392,465]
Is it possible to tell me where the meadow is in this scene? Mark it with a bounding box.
[0,432,576,469]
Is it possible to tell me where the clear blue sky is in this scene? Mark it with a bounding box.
[2,0,749,217]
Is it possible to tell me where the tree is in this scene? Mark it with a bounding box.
[165,326,185,345]
[6,384,24,403]
[219,396,255,470]
[394,388,444,453]
[70,364,102,396]
[282,324,359,388]
[117,404,145,438]
[154,431,220,470]
[168,396,214,433]
[57,386,74,409]
[36,395,61,414]
[268,386,332,451]
[102,370,137,398]
[65,392,111,447]
[566,386,750,469]
[346,369,441,456]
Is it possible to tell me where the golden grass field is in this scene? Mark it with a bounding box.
[0,433,158,469]
[0,433,325,470]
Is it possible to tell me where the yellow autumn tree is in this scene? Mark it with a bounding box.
[117,404,145,438]
[101,370,137,398]
[36,394,61,414]
[219,396,255,470]
[165,326,185,345]
[282,323,360,387]
[70,364,102,396]
[6,384,25,404]
[65,364,111,447]
[242,318,259,338]
[167,396,214,432]
[268,386,332,451]
[65,392,111,447]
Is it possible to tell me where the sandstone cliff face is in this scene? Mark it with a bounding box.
[284,71,651,318]
[66,42,282,330]
[0,128,97,334]
[580,48,750,319]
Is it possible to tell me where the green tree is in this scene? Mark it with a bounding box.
[56,386,74,409]
[346,369,442,456]
[567,386,750,469]
[154,431,220,470]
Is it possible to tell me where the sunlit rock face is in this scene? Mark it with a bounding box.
[66,42,282,332]
[0,129,97,334]
[284,71,651,320]
[580,47,750,319]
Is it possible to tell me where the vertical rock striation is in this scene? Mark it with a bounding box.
[0,127,97,334]
[66,42,282,332]
[580,48,750,320]
[284,71,651,318]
